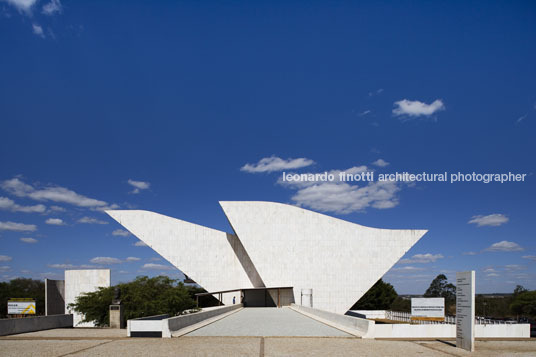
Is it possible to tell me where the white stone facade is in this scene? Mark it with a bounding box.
[65,269,111,327]
[107,201,427,314]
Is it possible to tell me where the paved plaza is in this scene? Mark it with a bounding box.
[1,330,534,357]
[0,309,534,356]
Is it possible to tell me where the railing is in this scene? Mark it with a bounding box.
[384,311,517,325]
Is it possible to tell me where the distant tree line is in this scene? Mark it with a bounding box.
[0,278,45,318]
[352,275,536,320]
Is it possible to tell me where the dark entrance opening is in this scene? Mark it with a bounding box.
[242,289,276,307]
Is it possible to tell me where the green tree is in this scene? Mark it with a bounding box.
[424,274,456,302]
[69,276,197,326]
[0,278,45,318]
[390,296,411,312]
[351,279,398,310]
[510,290,536,319]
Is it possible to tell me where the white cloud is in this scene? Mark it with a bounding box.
[127,179,150,194]
[0,266,11,272]
[368,88,383,96]
[391,266,425,272]
[47,263,75,269]
[90,257,122,264]
[483,268,497,273]
[20,237,37,244]
[289,179,400,214]
[468,214,509,227]
[45,218,64,225]
[112,229,130,237]
[142,263,173,270]
[42,0,61,15]
[505,264,525,271]
[32,24,44,37]
[486,273,499,277]
[78,216,108,225]
[241,156,314,173]
[134,241,147,247]
[522,255,536,261]
[0,196,46,213]
[393,99,445,117]
[125,257,140,262]
[0,221,37,232]
[50,205,65,212]
[1,178,111,208]
[0,255,12,262]
[516,114,527,124]
[358,110,371,116]
[399,253,444,264]
[462,251,478,256]
[371,159,389,167]
[485,241,524,252]
[3,0,37,12]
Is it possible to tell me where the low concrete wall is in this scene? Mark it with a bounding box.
[290,304,375,338]
[349,310,387,319]
[0,314,73,336]
[128,314,169,338]
[45,279,65,316]
[162,304,242,338]
[375,323,531,339]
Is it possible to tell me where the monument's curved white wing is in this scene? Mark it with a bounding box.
[220,201,427,314]
[105,210,258,304]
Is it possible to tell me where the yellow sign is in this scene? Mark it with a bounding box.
[7,300,36,314]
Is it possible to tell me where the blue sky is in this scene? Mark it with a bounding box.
[0,0,535,294]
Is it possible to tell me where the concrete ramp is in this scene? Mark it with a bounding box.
[186,308,351,337]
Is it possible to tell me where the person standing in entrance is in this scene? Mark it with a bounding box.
[233,296,236,304]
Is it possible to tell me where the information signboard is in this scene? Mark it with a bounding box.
[8,299,36,315]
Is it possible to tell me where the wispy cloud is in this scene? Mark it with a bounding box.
[241,156,314,173]
[112,229,131,237]
[516,114,527,124]
[1,178,115,209]
[3,0,37,13]
[42,0,61,15]
[0,196,46,213]
[142,263,173,270]
[32,23,44,37]
[522,255,536,261]
[400,253,444,264]
[0,221,37,232]
[134,241,147,247]
[393,99,445,117]
[47,263,98,269]
[371,159,389,167]
[78,216,108,225]
[20,237,38,244]
[45,218,64,225]
[125,257,140,262]
[485,240,524,252]
[89,257,122,264]
[127,179,150,194]
[462,251,478,256]
[368,88,383,97]
[391,266,426,272]
[468,214,509,227]
[0,255,12,262]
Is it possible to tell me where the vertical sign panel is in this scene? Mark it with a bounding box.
[456,271,475,352]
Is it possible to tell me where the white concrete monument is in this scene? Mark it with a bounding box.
[107,201,427,314]
[456,270,475,352]
[65,269,111,327]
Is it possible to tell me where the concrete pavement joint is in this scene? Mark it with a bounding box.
[56,340,115,357]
